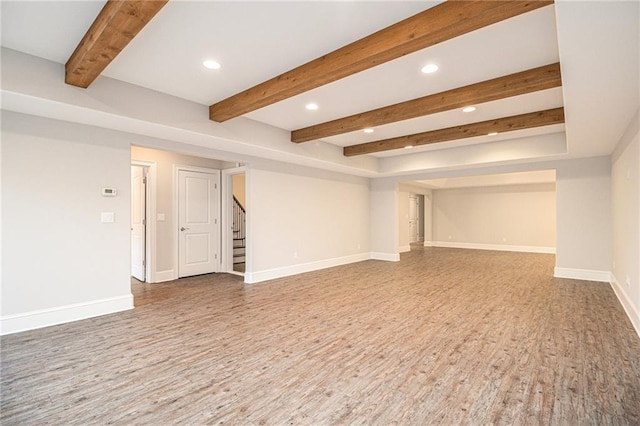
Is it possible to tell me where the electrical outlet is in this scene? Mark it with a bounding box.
[293,251,298,259]
[448,235,452,240]
[625,275,631,289]
[357,244,361,250]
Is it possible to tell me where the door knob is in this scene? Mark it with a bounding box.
[180,227,189,231]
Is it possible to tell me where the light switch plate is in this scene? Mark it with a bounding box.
[101,212,115,223]
[157,213,165,221]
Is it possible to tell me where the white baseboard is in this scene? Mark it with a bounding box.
[399,245,411,253]
[0,295,133,336]
[423,241,434,247]
[553,267,611,283]
[370,252,400,262]
[610,273,640,338]
[245,253,371,284]
[433,241,555,254]
[153,269,177,283]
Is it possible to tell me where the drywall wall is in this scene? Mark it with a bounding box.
[397,191,410,252]
[432,183,556,252]
[130,146,225,281]
[611,111,639,335]
[1,112,132,334]
[370,179,398,260]
[232,174,246,208]
[555,157,612,280]
[247,163,370,282]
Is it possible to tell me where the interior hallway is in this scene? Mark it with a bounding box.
[2,248,639,424]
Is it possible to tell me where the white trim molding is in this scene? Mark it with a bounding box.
[0,295,133,336]
[610,273,640,338]
[553,267,611,283]
[370,252,400,262]
[423,241,434,247]
[399,244,411,253]
[433,241,556,254]
[245,253,371,284]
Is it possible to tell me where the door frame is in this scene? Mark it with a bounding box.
[131,160,156,283]
[222,166,247,276]
[174,165,222,278]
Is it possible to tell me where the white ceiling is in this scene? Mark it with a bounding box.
[0,0,638,176]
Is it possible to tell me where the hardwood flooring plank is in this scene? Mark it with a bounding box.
[2,248,639,424]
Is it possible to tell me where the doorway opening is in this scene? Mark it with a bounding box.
[231,173,246,273]
[222,167,247,276]
[408,193,425,243]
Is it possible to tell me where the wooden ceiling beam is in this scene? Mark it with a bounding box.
[343,107,565,157]
[65,0,168,88]
[293,63,561,143]
[209,0,554,122]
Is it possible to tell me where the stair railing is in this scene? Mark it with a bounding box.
[232,196,246,249]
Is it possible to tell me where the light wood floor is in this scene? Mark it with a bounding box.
[2,248,639,425]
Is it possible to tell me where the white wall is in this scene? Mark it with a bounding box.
[130,146,225,281]
[397,191,410,252]
[611,111,639,335]
[370,179,398,261]
[246,163,370,283]
[1,112,132,334]
[554,157,612,280]
[432,183,556,253]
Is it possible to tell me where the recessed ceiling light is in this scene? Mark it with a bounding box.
[462,106,476,113]
[305,103,319,111]
[363,128,375,133]
[421,64,439,74]
[487,132,499,136]
[203,60,221,70]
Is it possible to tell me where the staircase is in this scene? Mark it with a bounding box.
[233,196,246,269]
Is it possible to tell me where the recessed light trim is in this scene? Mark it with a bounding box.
[421,64,439,74]
[462,106,476,113]
[203,59,221,70]
[305,103,319,111]
[363,128,375,134]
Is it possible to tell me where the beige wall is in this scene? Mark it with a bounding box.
[232,174,246,208]
[555,157,611,274]
[611,111,639,334]
[433,183,556,250]
[248,164,370,281]
[1,112,132,333]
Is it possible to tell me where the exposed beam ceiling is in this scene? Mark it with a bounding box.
[343,107,565,156]
[65,0,168,88]
[292,63,561,143]
[209,0,554,122]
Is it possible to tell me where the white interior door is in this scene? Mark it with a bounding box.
[178,169,220,278]
[409,195,419,243]
[131,166,146,281]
